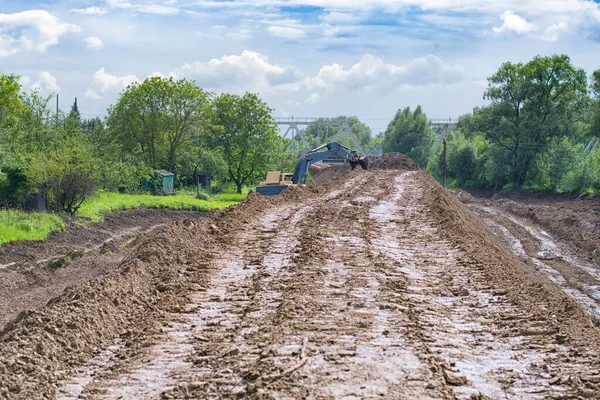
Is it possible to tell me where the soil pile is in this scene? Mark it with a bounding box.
[499,200,600,261]
[310,163,352,185]
[423,172,599,346]
[0,209,205,330]
[370,152,419,171]
[3,168,600,399]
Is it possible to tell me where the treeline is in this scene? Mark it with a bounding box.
[2,53,598,217]
[382,55,600,194]
[0,76,284,214]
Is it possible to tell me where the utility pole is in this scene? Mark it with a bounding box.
[442,138,447,188]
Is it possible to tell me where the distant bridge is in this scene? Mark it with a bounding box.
[275,117,459,154]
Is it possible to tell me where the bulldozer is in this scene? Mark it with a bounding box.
[256,142,368,196]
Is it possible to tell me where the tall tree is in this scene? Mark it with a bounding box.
[212,92,280,194]
[481,55,587,187]
[0,74,23,132]
[299,116,373,151]
[591,69,600,139]
[383,105,435,168]
[107,77,211,171]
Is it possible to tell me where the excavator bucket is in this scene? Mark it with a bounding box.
[349,157,369,171]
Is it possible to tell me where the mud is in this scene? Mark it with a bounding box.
[0,209,206,330]
[2,165,600,399]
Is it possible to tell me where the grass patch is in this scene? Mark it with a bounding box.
[213,192,249,202]
[0,190,245,246]
[77,192,240,223]
[0,209,65,245]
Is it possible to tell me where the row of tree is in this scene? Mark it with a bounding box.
[382,55,600,194]
[0,75,285,213]
[2,53,599,217]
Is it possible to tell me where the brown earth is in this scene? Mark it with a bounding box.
[2,161,600,399]
[0,209,207,330]
[465,189,600,263]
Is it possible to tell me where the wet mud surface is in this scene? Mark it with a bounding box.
[2,167,600,399]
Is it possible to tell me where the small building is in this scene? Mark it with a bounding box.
[195,170,212,189]
[144,170,175,195]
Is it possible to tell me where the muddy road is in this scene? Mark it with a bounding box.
[2,165,600,399]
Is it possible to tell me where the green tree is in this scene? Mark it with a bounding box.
[0,73,23,131]
[26,136,98,214]
[107,77,212,171]
[590,69,600,139]
[383,105,435,168]
[481,55,587,187]
[212,92,281,194]
[65,97,82,133]
[298,116,373,151]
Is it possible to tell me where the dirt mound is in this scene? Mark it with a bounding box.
[0,196,299,399]
[498,200,600,261]
[422,172,599,347]
[370,152,419,171]
[0,209,206,331]
[310,163,352,185]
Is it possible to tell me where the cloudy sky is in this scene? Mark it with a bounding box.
[1,0,600,133]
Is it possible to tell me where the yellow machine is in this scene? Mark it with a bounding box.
[256,171,295,195]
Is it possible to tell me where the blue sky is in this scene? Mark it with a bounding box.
[1,0,600,133]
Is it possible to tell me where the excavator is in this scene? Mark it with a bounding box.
[256,142,368,196]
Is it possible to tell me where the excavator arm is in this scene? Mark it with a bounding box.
[291,142,368,184]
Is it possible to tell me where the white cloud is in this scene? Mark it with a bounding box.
[171,50,303,92]
[211,25,227,29]
[267,25,306,39]
[18,75,31,88]
[305,93,320,104]
[30,71,60,92]
[85,36,105,49]
[493,11,536,34]
[308,54,463,95]
[225,29,253,41]
[542,21,569,41]
[85,68,139,100]
[320,11,358,24]
[0,10,81,57]
[70,6,108,16]
[136,5,180,15]
[106,0,179,15]
[170,51,461,98]
[165,0,178,4]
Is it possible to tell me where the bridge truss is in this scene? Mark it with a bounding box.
[276,117,458,155]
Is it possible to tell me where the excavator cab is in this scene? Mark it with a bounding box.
[256,171,296,196]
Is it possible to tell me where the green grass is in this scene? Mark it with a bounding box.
[77,192,240,222]
[0,209,65,245]
[0,190,245,245]
[213,192,249,202]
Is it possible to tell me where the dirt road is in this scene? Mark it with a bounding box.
[2,165,600,399]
